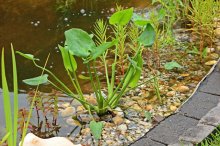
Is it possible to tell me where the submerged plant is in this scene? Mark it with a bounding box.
[18,8,155,118]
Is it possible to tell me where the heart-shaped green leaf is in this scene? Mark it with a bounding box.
[23,74,49,86]
[138,23,156,47]
[109,8,133,26]
[64,28,96,58]
[164,61,182,70]
[89,121,103,140]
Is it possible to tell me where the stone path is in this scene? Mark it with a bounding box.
[131,61,220,146]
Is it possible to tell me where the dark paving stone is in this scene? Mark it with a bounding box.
[199,105,220,126]
[145,114,198,145]
[199,71,220,96]
[179,92,220,119]
[130,137,165,146]
[179,124,215,144]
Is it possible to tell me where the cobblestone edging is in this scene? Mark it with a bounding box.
[130,60,220,146]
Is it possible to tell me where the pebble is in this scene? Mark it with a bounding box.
[145,104,153,111]
[177,86,189,93]
[60,107,75,117]
[113,107,124,117]
[133,104,142,110]
[215,28,220,37]
[66,118,81,127]
[207,47,215,53]
[205,60,217,66]
[81,128,90,135]
[118,124,127,132]
[85,95,97,105]
[125,100,136,107]
[125,109,139,119]
[210,53,219,59]
[61,102,70,108]
[169,105,177,111]
[113,116,124,125]
[77,106,85,112]
[166,91,176,97]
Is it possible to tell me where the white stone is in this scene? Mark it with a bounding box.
[20,133,81,146]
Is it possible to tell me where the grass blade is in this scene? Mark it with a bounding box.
[0,132,10,145]
[1,48,13,146]
[11,44,18,146]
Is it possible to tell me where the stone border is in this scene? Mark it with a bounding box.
[130,59,220,146]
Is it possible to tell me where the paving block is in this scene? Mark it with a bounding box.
[179,124,215,144]
[130,137,165,146]
[199,105,220,126]
[199,72,220,96]
[180,92,220,119]
[145,114,198,145]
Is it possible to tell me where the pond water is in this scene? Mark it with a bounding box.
[0,0,151,93]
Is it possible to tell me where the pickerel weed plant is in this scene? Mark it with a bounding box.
[18,8,155,118]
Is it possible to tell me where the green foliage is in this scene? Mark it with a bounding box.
[64,28,96,58]
[164,61,182,70]
[187,47,208,59]
[23,74,49,86]
[152,0,182,45]
[109,8,133,26]
[197,126,220,146]
[186,0,220,59]
[144,111,152,122]
[138,23,156,47]
[59,45,77,72]
[19,7,156,116]
[1,44,18,146]
[89,121,103,140]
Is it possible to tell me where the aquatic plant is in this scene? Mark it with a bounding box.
[18,8,155,117]
[186,0,220,60]
[152,0,184,46]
